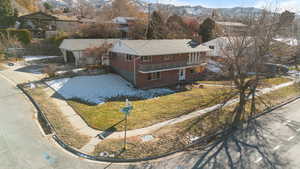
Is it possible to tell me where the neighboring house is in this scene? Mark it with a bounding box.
[18,12,81,38]
[216,21,247,36]
[112,17,136,38]
[274,37,299,47]
[59,39,119,66]
[110,39,211,89]
[202,37,228,58]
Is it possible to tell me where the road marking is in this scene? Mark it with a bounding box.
[273,145,281,151]
[287,136,295,141]
[255,157,262,163]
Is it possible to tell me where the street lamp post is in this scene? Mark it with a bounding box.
[120,99,133,150]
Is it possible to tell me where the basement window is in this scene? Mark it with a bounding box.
[148,72,161,80]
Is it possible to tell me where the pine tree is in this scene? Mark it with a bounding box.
[0,0,15,27]
[146,11,166,39]
[198,18,217,43]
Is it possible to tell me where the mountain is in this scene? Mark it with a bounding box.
[37,0,266,18]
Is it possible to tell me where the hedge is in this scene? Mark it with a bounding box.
[0,29,32,45]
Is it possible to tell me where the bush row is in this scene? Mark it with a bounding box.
[0,29,32,44]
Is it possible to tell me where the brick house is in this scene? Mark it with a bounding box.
[110,39,211,89]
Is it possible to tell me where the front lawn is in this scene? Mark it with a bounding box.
[68,86,229,131]
[67,76,292,131]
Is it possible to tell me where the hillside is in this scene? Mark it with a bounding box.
[42,0,265,18]
[12,0,39,15]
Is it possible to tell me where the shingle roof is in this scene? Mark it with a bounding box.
[59,39,119,51]
[113,39,211,56]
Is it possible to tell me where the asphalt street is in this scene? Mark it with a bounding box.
[0,75,129,169]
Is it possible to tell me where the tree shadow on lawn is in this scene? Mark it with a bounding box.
[96,119,125,139]
[15,64,45,75]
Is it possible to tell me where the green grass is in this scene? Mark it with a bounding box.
[261,77,292,86]
[68,86,229,131]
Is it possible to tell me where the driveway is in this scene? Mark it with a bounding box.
[0,75,128,169]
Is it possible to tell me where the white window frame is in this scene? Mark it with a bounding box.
[141,56,151,62]
[164,55,173,61]
[148,72,161,80]
[125,54,133,61]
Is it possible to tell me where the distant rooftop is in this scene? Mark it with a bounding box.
[216,21,247,27]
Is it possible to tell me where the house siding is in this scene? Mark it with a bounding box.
[110,52,135,83]
[110,52,207,89]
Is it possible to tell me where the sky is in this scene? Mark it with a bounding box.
[149,0,300,13]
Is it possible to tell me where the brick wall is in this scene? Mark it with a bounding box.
[110,52,135,83]
[136,70,180,89]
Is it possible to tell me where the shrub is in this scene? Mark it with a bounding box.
[0,29,32,44]
[48,32,69,47]
[43,64,57,78]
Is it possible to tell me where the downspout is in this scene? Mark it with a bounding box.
[133,56,142,87]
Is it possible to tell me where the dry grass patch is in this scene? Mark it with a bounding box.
[26,86,90,149]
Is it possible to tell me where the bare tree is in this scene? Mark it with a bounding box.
[83,43,113,66]
[189,8,296,169]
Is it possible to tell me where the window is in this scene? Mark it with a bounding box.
[148,72,161,80]
[141,56,151,62]
[164,55,173,61]
[126,54,133,61]
[209,45,215,49]
[190,68,195,74]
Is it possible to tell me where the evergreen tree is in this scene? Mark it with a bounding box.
[146,11,165,39]
[198,18,217,42]
[43,2,53,11]
[0,0,15,28]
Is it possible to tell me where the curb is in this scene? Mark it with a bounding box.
[17,82,300,163]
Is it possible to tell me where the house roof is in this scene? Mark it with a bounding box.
[59,39,120,51]
[274,37,299,46]
[216,21,247,27]
[112,39,211,56]
[20,11,80,22]
[19,11,57,20]
[112,17,136,24]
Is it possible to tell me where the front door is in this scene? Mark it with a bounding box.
[179,69,186,81]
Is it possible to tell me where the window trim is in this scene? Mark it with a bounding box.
[125,54,133,61]
[141,56,151,62]
[164,55,173,61]
[148,72,161,81]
